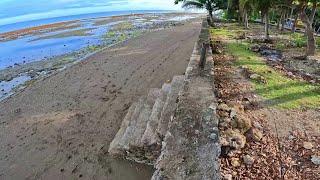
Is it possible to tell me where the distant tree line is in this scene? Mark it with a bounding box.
[175,0,320,57]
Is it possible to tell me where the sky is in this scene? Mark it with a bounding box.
[0,0,184,26]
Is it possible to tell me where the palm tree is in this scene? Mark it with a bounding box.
[175,0,215,19]
[175,0,226,20]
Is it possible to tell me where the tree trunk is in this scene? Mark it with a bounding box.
[208,10,214,26]
[264,10,270,40]
[261,12,265,23]
[290,7,294,19]
[281,11,286,31]
[209,10,213,19]
[244,9,249,29]
[292,14,298,32]
[317,25,320,33]
[310,2,317,27]
[277,12,282,29]
[300,6,316,56]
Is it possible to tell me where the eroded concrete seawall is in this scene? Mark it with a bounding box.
[151,19,221,180]
[108,19,221,179]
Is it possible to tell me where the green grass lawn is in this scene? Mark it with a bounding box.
[211,27,320,109]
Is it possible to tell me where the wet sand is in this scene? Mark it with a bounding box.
[0,19,202,179]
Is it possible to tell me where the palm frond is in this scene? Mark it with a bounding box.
[182,0,205,9]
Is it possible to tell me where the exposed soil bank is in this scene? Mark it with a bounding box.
[0,19,202,179]
[211,22,319,179]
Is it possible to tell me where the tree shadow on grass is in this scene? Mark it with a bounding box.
[234,61,265,67]
[256,83,320,108]
[255,81,314,94]
[263,89,319,107]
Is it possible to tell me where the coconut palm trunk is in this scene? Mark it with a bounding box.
[180,0,216,26]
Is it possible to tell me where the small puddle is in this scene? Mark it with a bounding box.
[103,157,154,179]
[0,75,31,101]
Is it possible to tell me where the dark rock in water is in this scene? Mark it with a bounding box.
[0,75,14,82]
[27,71,38,78]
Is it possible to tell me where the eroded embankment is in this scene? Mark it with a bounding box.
[211,22,319,179]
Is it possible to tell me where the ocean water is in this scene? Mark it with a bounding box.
[0,0,182,27]
[0,10,172,33]
[0,11,200,101]
[0,11,187,70]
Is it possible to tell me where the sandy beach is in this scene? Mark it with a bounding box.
[0,16,202,179]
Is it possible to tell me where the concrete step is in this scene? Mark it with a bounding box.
[108,96,147,157]
[141,83,171,146]
[108,88,163,162]
[123,88,166,148]
[157,75,185,138]
[123,88,166,164]
[152,77,220,180]
[109,76,185,164]
[146,88,163,106]
[122,96,152,148]
[161,82,172,94]
[108,102,137,156]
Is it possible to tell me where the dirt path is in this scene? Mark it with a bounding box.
[0,19,201,180]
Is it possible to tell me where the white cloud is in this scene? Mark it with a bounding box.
[128,0,181,10]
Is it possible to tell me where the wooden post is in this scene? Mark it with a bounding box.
[199,43,208,68]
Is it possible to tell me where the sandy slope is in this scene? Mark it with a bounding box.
[0,19,201,180]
